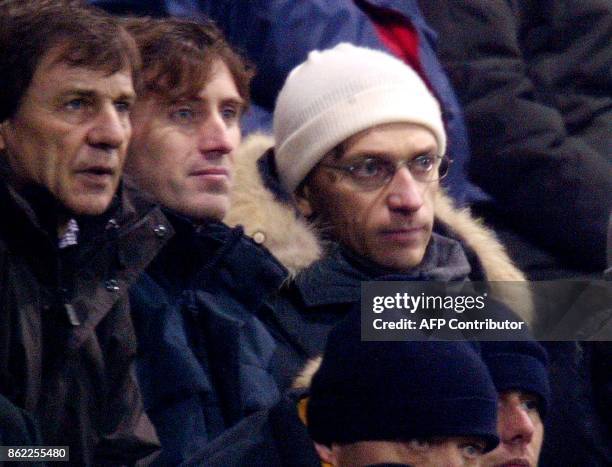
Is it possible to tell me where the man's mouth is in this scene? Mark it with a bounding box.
[191,165,229,174]
[379,226,425,242]
[83,167,114,176]
[77,165,115,178]
[190,167,230,181]
[76,166,115,181]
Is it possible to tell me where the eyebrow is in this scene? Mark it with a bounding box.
[222,97,245,107]
[118,91,137,103]
[58,88,136,102]
[342,145,439,161]
[59,89,96,99]
[171,95,245,106]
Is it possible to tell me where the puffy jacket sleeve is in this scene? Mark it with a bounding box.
[419,0,612,269]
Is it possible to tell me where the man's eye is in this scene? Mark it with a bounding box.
[114,101,132,114]
[65,98,88,111]
[221,106,239,122]
[171,107,196,123]
[351,158,386,178]
[521,397,539,412]
[461,442,485,459]
[411,155,436,173]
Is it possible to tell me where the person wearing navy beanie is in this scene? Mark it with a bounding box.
[307,312,500,466]
[480,340,550,467]
[180,306,501,467]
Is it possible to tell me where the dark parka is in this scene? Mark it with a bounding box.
[418,0,612,272]
[130,213,288,465]
[0,169,170,465]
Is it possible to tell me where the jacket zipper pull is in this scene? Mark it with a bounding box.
[65,303,80,326]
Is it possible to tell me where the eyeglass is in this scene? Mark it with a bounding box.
[319,154,451,191]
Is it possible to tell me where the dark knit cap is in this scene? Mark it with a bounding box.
[307,310,499,452]
[480,340,550,418]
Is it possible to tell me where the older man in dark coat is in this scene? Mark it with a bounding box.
[0,2,169,464]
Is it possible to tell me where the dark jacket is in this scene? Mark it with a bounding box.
[540,342,612,467]
[181,390,320,467]
[418,0,612,271]
[0,394,45,467]
[90,0,481,205]
[0,174,169,465]
[262,223,502,388]
[130,214,288,465]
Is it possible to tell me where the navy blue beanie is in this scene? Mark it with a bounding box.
[480,340,550,419]
[307,311,500,452]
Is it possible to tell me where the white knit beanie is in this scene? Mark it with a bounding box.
[273,43,447,193]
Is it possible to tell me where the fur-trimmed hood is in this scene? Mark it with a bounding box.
[291,357,322,390]
[225,134,533,324]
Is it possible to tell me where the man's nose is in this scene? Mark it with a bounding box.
[499,404,535,446]
[197,112,238,158]
[88,105,128,150]
[386,166,424,213]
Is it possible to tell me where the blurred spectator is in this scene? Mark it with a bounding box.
[537,342,612,466]
[415,4,612,465]
[418,0,612,277]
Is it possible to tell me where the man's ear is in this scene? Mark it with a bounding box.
[314,442,337,465]
[294,183,314,217]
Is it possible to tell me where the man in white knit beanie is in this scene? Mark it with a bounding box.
[274,42,449,270]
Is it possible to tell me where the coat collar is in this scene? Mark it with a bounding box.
[67,181,173,348]
[295,230,473,308]
[153,212,288,312]
[227,133,533,323]
[0,165,174,349]
[0,162,160,253]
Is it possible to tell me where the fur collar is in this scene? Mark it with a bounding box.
[225,134,533,324]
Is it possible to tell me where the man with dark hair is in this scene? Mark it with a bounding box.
[123,17,287,465]
[0,1,168,464]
